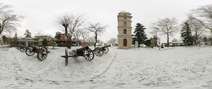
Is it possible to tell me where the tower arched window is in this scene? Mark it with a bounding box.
[123,39,127,47]
[123,29,127,34]
[124,21,127,26]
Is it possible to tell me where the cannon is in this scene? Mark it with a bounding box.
[61,46,94,66]
[93,45,111,57]
[17,45,27,52]
[25,46,49,61]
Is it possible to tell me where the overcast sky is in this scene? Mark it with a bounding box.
[3,0,212,41]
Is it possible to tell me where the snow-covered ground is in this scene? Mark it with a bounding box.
[0,47,212,89]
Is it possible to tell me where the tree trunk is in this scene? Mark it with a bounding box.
[138,41,140,48]
[64,26,68,37]
[68,35,72,49]
[167,33,169,47]
[64,26,71,49]
[195,31,198,46]
[94,31,98,48]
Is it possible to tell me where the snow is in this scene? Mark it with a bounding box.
[0,47,212,89]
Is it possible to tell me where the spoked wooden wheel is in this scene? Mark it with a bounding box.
[103,47,109,54]
[25,47,35,56]
[37,47,48,61]
[84,49,94,61]
[94,48,104,57]
[20,47,26,52]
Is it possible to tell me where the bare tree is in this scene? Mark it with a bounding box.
[0,3,21,35]
[58,15,71,36]
[88,23,106,47]
[107,38,117,46]
[150,27,159,36]
[73,29,81,40]
[80,30,89,41]
[152,18,178,47]
[195,4,212,31]
[150,26,160,41]
[186,16,206,45]
[69,16,84,38]
[58,14,84,48]
[87,37,95,46]
[73,28,89,41]
[196,4,212,20]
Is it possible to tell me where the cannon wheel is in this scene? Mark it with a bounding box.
[37,47,48,61]
[25,47,35,56]
[20,47,26,52]
[104,47,109,54]
[93,48,104,57]
[84,49,94,61]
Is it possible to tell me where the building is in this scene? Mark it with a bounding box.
[55,32,80,46]
[34,35,54,46]
[0,37,3,45]
[117,11,133,48]
[17,38,35,47]
[16,35,55,47]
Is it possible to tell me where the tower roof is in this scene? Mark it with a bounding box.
[118,11,131,16]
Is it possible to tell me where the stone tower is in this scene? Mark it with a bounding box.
[117,11,132,48]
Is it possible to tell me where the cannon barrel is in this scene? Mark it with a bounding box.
[103,45,111,48]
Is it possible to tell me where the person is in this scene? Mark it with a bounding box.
[71,41,89,56]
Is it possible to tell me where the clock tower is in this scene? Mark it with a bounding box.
[117,11,132,48]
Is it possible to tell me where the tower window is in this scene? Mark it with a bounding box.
[123,29,127,34]
[124,21,127,26]
[123,39,127,47]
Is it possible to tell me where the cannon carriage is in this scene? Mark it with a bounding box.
[93,45,111,57]
[25,46,49,61]
[61,46,94,66]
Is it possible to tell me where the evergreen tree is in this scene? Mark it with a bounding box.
[181,22,193,46]
[2,35,7,44]
[132,36,136,46]
[134,23,147,47]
